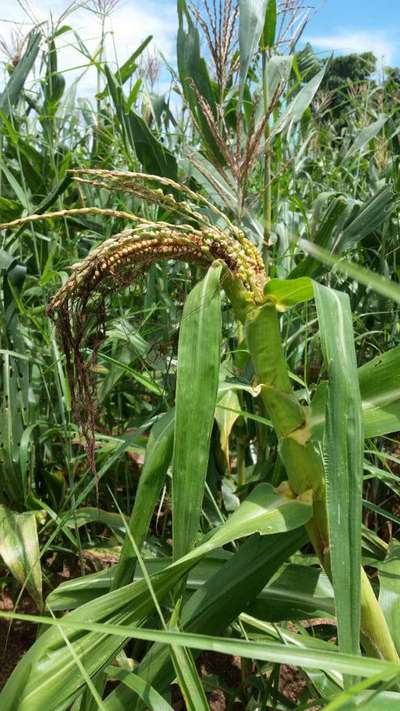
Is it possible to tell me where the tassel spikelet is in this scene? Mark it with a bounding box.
[0,170,266,468]
[47,224,265,315]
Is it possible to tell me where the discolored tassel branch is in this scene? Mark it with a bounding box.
[47,222,265,470]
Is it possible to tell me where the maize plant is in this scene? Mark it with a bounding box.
[1,1,400,708]
[0,167,399,710]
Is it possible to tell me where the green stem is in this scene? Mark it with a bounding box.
[262,52,272,267]
[243,301,398,663]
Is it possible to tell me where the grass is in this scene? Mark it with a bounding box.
[0,0,400,708]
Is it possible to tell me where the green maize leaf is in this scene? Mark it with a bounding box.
[264,55,293,110]
[0,197,21,222]
[64,508,125,531]
[289,196,349,279]
[314,283,363,658]
[112,409,174,589]
[173,264,222,559]
[364,499,400,528]
[292,186,394,269]
[168,605,209,711]
[2,610,400,681]
[342,691,400,709]
[378,540,400,654]
[104,64,177,179]
[98,352,163,395]
[125,110,178,180]
[207,483,311,546]
[215,388,241,463]
[99,320,150,400]
[177,0,223,163]
[262,0,277,49]
[0,505,42,609]
[51,542,332,620]
[0,161,31,212]
[339,185,395,252]
[0,256,36,508]
[357,346,400,438]
[47,552,234,611]
[105,667,173,710]
[345,116,387,158]
[311,345,400,439]
[97,35,152,100]
[322,675,400,711]
[274,68,325,135]
[0,31,41,116]
[0,484,310,710]
[249,562,334,622]
[35,531,308,711]
[48,543,335,626]
[298,239,400,304]
[264,276,314,309]
[33,174,73,214]
[239,0,268,90]
[241,613,342,695]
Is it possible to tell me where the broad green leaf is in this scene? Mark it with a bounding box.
[49,541,333,627]
[345,116,387,158]
[358,346,400,438]
[239,0,268,90]
[2,610,400,682]
[125,110,178,179]
[104,65,177,179]
[339,186,395,252]
[378,540,400,653]
[264,55,293,109]
[105,667,173,710]
[173,265,222,559]
[264,276,314,309]
[64,507,125,531]
[207,483,311,548]
[168,609,209,711]
[249,563,334,622]
[311,345,400,439]
[111,531,306,710]
[289,195,348,279]
[0,31,41,116]
[0,485,310,710]
[215,388,241,462]
[275,68,325,135]
[0,506,42,609]
[314,284,363,658]
[97,35,152,100]
[298,239,400,304]
[262,0,277,49]
[177,0,223,163]
[113,409,174,589]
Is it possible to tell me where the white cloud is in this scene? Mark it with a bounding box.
[0,0,177,95]
[307,30,396,67]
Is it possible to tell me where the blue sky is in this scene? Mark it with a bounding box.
[0,0,399,95]
[305,0,400,67]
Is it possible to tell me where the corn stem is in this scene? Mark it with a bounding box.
[230,297,398,663]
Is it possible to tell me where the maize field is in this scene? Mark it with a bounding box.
[0,0,399,708]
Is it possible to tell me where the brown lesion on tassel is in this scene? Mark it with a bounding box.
[47,223,266,471]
